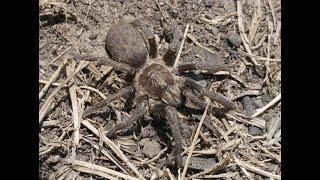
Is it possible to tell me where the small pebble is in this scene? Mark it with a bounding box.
[211,26,219,35]
[89,33,98,40]
[227,32,242,47]
[262,92,273,103]
[248,126,263,136]
[179,124,192,138]
[142,139,161,158]
[182,156,216,170]
[139,138,150,147]
[205,0,214,7]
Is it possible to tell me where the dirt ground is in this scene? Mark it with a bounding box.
[39,0,281,179]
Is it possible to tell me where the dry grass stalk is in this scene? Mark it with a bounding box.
[193,148,217,155]
[166,168,176,180]
[39,131,67,156]
[250,30,268,50]
[47,47,71,66]
[39,59,67,100]
[39,80,68,87]
[87,63,103,79]
[181,103,210,180]
[181,138,201,156]
[214,71,248,87]
[172,0,178,7]
[193,172,238,179]
[274,21,281,45]
[40,40,47,50]
[248,0,262,45]
[81,119,146,180]
[42,120,60,128]
[267,0,277,30]
[266,115,281,140]
[251,93,281,118]
[69,159,140,180]
[226,112,265,128]
[146,147,168,164]
[40,79,108,100]
[188,154,231,179]
[255,142,281,163]
[81,137,130,174]
[39,60,89,123]
[48,165,72,180]
[77,0,92,37]
[222,138,241,151]
[79,86,107,99]
[186,33,215,54]
[230,90,261,101]
[200,12,238,25]
[236,0,259,66]
[238,49,281,62]
[66,60,81,164]
[40,1,89,28]
[174,24,190,68]
[234,157,281,179]
[211,117,229,143]
[221,118,231,131]
[72,165,118,180]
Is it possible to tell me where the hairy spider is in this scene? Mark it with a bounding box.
[73,19,236,168]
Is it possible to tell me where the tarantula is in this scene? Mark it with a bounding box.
[73,19,236,168]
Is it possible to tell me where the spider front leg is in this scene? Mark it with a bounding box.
[83,86,134,118]
[106,97,148,138]
[165,106,183,168]
[163,20,182,66]
[71,53,136,74]
[131,19,157,58]
[183,77,237,110]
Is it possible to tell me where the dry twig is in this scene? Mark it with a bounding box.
[69,159,140,180]
[48,47,71,66]
[81,120,146,180]
[39,60,89,123]
[174,24,190,68]
[248,0,262,45]
[39,59,67,100]
[181,103,209,180]
[66,60,81,164]
[200,12,237,25]
[187,33,215,54]
[251,93,281,118]
[234,157,281,179]
[236,0,259,66]
[188,154,231,179]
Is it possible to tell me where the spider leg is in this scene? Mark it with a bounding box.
[83,86,134,118]
[182,90,207,109]
[106,98,148,138]
[182,77,237,110]
[165,106,183,168]
[71,53,136,74]
[163,20,182,66]
[131,19,157,58]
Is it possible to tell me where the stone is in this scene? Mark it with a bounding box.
[142,139,161,158]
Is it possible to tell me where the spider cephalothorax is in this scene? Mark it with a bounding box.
[137,63,181,107]
[73,19,236,168]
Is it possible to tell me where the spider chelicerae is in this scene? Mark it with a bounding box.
[73,18,236,168]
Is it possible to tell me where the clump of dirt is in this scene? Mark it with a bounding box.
[40,0,281,179]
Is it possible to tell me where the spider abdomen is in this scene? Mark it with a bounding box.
[105,22,148,68]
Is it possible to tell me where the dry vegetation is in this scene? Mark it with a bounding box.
[39,0,281,179]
